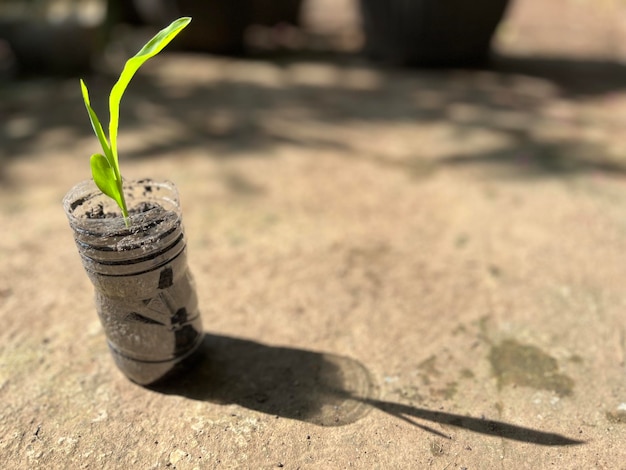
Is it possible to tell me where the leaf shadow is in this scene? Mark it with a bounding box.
[151,333,584,446]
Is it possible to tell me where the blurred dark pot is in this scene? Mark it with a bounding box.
[249,0,303,26]
[359,0,510,66]
[133,0,250,53]
[0,18,101,74]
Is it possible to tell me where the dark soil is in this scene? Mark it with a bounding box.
[85,201,161,219]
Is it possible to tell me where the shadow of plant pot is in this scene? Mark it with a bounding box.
[359,0,510,66]
[150,334,377,426]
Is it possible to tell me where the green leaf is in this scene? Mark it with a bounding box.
[90,153,128,219]
[80,80,113,166]
[79,17,191,223]
[108,17,191,169]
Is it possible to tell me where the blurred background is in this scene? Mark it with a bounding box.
[2,0,626,189]
[2,0,625,184]
[0,0,624,76]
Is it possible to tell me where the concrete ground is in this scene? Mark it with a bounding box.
[1,0,626,468]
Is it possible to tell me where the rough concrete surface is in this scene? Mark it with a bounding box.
[1,0,626,468]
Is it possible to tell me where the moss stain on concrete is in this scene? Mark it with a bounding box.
[488,339,575,397]
[394,385,424,403]
[432,381,458,400]
[606,411,626,424]
[429,440,446,457]
[417,355,440,386]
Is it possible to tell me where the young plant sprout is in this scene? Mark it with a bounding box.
[80,17,191,225]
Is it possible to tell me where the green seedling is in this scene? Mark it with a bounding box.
[80,17,191,225]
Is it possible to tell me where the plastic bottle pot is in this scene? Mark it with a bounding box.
[63,179,203,385]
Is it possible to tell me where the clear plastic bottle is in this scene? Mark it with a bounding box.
[63,179,203,385]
